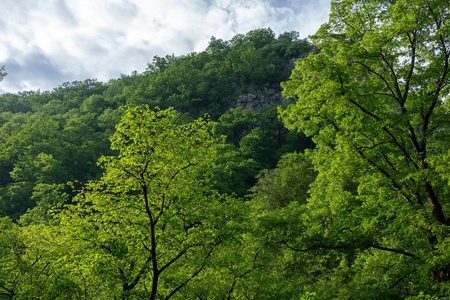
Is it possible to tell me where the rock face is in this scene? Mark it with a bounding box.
[235,86,291,111]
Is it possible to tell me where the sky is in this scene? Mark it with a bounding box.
[0,0,331,94]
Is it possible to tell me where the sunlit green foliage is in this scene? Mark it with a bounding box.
[2,10,447,297]
[55,107,248,299]
[0,29,312,219]
[276,0,450,297]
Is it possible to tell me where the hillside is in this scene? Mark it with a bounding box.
[0,1,449,296]
[0,28,313,220]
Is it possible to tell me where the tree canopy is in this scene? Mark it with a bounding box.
[0,29,312,220]
[0,12,448,298]
[278,0,450,296]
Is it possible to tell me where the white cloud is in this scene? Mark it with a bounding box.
[0,0,331,93]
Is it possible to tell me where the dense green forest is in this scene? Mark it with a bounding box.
[0,0,449,298]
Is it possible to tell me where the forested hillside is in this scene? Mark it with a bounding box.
[0,29,312,221]
[0,0,449,298]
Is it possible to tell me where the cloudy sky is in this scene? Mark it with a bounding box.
[0,0,331,94]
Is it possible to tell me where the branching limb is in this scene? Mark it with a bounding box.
[354,146,413,204]
[162,241,218,300]
[281,241,416,257]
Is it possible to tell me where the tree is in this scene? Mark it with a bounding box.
[280,0,449,296]
[216,107,258,147]
[0,217,79,299]
[252,152,316,210]
[56,107,246,299]
[0,65,5,82]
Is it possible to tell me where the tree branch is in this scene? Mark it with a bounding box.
[379,49,404,104]
[159,246,192,274]
[281,241,416,258]
[336,73,419,169]
[403,31,417,102]
[354,146,413,204]
[369,244,415,257]
[390,272,412,289]
[122,254,153,291]
[162,241,218,300]
[156,162,195,223]
[0,284,15,297]
[353,61,398,103]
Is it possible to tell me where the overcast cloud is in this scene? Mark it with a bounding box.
[0,0,331,94]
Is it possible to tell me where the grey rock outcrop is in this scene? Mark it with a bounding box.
[235,87,291,111]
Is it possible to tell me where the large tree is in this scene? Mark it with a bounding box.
[280,0,449,296]
[55,106,246,299]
